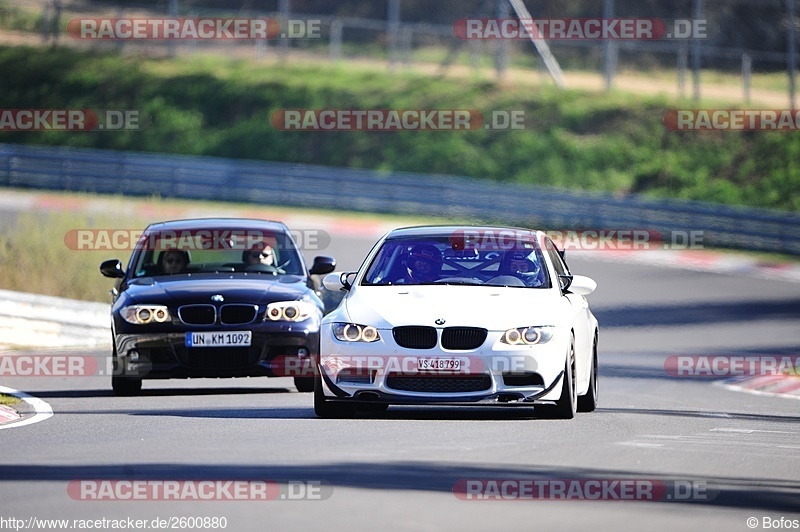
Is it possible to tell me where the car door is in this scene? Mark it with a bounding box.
[544,237,592,384]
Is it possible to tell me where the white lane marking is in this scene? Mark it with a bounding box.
[0,385,53,430]
[713,380,800,401]
[710,428,798,435]
[618,442,664,448]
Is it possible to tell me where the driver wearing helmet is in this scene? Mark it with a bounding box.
[502,249,545,287]
[401,244,443,284]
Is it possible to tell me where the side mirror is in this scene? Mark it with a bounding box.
[323,271,356,291]
[569,275,597,296]
[100,259,125,278]
[309,256,336,276]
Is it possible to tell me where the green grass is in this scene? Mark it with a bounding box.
[1,45,799,212]
[0,394,21,407]
[0,209,150,302]
[0,1,42,33]
[0,190,439,301]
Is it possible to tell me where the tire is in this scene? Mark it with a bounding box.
[538,336,577,420]
[112,376,142,396]
[294,377,314,393]
[313,372,355,419]
[577,332,598,413]
[111,342,142,396]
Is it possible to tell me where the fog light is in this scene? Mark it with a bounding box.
[298,347,309,358]
[128,350,140,362]
[126,362,140,372]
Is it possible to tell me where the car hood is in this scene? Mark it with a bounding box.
[342,285,566,330]
[122,275,311,305]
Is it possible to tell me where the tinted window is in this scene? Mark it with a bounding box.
[362,235,550,288]
[130,228,304,277]
[544,237,570,280]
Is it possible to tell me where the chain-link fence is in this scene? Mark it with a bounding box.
[15,0,798,104]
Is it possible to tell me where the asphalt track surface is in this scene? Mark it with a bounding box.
[1,234,800,532]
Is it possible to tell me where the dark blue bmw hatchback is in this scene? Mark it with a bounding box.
[100,218,336,395]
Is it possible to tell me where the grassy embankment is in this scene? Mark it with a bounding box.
[0,394,21,407]
[1,45,800,302]
[0,209,149,302]
[1,45,799,211]
[0,193,430,302]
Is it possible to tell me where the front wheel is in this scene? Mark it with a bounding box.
[537,338,576,420]
[111,342,142,396]
[112,376,142,396]
[313,372,355,419]
[577,333,598,413]
[294,377,314,393]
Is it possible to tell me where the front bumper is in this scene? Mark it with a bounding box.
[318,326,569,405]
[113,323,318,380]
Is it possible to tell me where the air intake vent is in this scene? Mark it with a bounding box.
[178,305,216,325]
[386,374,491,393]
[392,326,437,349]
[220,304,257,325]
[441,327,487,350]
[180,347,255,368]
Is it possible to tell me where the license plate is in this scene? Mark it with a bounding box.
[186,331,252,347]
[417,358,461,371]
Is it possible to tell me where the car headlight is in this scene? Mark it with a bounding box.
[121,305,171,325]
[501,326,554,345]
[332,323,381,343]
[265,301,317,322]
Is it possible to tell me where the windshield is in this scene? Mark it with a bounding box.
[362,235,550,288]
[130,228,305,278]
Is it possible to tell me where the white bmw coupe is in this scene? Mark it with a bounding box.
[316,226,599,419]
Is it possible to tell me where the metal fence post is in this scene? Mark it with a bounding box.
[603,0,617,90]
[788,0,797,109]
[255,38,267,59]
[401,26,413,65]
[603,0,616,90]
[678,46,688,98]
[496,0,510,80]
[329,19,343,61]
[167,0,178,58]
[692,0,703,101]
[52,0,62,43]
[40,3,50,44]
[388,0,401,70]
[279,0,290,58]
[742,53,752,104]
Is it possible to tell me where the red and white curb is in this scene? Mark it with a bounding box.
[574,249,800,284]
[0,404,19,423]
[715,375,800,400]
[0,385,53,429]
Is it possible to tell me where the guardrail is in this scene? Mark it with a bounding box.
[1,142,799,255]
